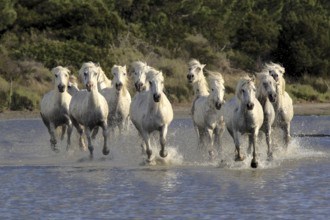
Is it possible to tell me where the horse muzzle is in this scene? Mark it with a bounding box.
[116,83,123,91]
[215,102,222,110]
[153,94,161,102]
[187,74,194,83]
[85,83,93,92]
[57,84,65,93]
[269,93,277,102]
[135,82,144,92]
[247,103,254,110]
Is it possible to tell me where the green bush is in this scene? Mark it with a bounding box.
[10,92,34,111]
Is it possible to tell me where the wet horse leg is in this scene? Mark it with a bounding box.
[159,125,168,158]
[101,121,109,156]
[250,132,258,168]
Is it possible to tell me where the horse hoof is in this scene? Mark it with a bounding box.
[103,148,110,155]
[159,150,168,158]
[251,159,258,168]
[146,149,152,158]
[235,155,245,161]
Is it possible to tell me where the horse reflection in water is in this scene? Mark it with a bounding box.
[224,76,264,168]
[130,68,173,162]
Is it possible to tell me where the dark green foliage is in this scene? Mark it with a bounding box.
[0,0,330,110]
[10,92,34,111]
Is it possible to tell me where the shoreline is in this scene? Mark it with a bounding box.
[0,102,329,120]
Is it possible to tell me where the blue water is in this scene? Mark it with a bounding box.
[0,116,329,219]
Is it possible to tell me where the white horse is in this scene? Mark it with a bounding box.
[192,70,225,158]
[69,62,109,157]
[187,59,209,144]
[256,72,278,158]
[187,59,209,97]
[224,76,264,168]
[40,66,73,152]
[264,62,294,147]
[131,61,151,92]
[130,69,173,161]
[101,65,131,134]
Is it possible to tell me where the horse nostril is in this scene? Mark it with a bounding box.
[58,84,65,92]
[187,75,194,81]
[215,102,222,110]
[153,94,161,102]
[247,103,254,110]
[116,82,123,90]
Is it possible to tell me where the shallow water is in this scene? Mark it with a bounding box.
[0,116,329,219]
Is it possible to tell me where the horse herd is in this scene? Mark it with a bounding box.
[40,60,293,168]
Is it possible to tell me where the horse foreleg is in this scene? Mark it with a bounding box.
[85,128,93,157]
[66,121,73,151]
[250,132,258,168]
[265,126,273,159]
[283,123,291,149]
[159,125,168,158]
[141,131,152,161]
[101,121,109,156]
[71,117,86,151]
[233,131,244,161]
[48,123,59,152]
[206,127,215,159]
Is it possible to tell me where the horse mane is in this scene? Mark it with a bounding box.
[264,62,285,75]
[206,70,224,85]
[188,59,202,67]
[132,61,147,69]
[146,68,164,82]
[235,76,255,97]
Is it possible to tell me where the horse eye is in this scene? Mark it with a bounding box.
[241,89,245,93]
[211,88,214,92]
[55,74,58,78]
[149,81,152,86]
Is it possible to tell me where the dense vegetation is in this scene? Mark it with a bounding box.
[0,0,330,111]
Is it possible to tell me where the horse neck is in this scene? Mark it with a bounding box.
[88,87,101,107]
[193,77,209,97]
[147,91,163,113]
[273,85,283,110]
[256,89,268,109]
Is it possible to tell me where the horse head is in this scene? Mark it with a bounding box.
[147,69,164,103]
[187,59,206,84]
[79,62,100,92]
[207,71,225,110]
[132,61,149,92]
[51,66,70,93]
[236,76,257,110]
[112,65,128,91]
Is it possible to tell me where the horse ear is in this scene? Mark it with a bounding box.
[201,64,206,69]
